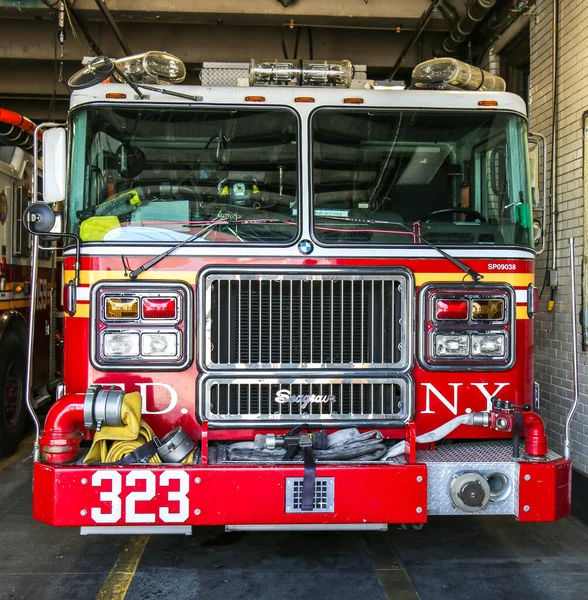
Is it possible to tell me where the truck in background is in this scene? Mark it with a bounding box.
[24,54,570,532]
[0,109,60,455]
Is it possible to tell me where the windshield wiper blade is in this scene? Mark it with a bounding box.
[127,220,219,279]
[127,217,296,279]
[316,215,484,283]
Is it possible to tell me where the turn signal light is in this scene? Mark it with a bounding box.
[435,299,468,320]
[472,299,504,320]
[142,297,177,319]
[105,297,139,319]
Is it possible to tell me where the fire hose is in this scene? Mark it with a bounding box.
[381,412,489,460]
[228,428,387,462]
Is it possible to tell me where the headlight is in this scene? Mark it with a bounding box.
[142,332,179,357]
[92,283,193,371]
[435,334,469,357]
[471,334,505,357]
[420,285,514,370]
[103,332,140,357]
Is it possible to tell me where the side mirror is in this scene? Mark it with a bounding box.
[23,203,56,234]
[528,132,546,254]
[43,128,67,203]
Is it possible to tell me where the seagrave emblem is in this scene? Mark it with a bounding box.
[274,388,336,409]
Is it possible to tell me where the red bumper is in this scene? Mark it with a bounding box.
[33,461,428,527]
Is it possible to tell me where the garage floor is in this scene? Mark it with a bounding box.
[2,437,588,600]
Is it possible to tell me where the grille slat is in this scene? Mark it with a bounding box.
[205,271,409,370]
[203,377,410,422]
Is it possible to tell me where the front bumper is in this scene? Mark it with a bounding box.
[33,441,571,528]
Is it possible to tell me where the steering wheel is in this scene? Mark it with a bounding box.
[422,208,487,224]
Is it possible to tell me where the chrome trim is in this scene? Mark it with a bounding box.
[65,245,536,259]
[199,266,414,372]
[417,284,516,372]
[199,374,413,427]
[90,281,193,371]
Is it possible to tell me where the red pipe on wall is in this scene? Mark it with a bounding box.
[39,394,85,463]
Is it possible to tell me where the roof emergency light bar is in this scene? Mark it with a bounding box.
[411,57,506,91]
[111,51,186,84]
[249,59,353,88]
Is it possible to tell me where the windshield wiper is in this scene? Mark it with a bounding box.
[127,220,219,279]
[315,215,484,283]
[126,217,296,280]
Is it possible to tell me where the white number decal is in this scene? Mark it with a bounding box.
[89,471,191,524]
[125,471,156,523]
[488,263,517,271]
[159,471,190,523]
[91,471,122,524]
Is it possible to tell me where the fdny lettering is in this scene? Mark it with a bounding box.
[99,382,178,415]
[421,382,510,415]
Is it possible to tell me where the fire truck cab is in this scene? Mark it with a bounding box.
[26,54,570,532]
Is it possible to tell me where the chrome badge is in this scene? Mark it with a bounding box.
[275,389,336,409]
[298,240,313,255]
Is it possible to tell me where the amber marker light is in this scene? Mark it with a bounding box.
[343,97,364,104]
[106,93,127,99]
[105,297,139,319]
[478,100,498,106]
[295,97,315,103]
[472,299,504,320]
[245,96,266,102]
[14,284,24,293]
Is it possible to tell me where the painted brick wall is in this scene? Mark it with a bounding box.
[529,0,588,472]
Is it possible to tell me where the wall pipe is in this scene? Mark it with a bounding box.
[549,0,560,283]
[565,237,579,460]
[582,111,588,349]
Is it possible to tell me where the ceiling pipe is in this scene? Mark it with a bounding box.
[437,0,459,29]
[442,0,496,54]
[93,0,132,56]
[388,0,443,80]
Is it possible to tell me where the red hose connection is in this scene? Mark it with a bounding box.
[522,412,548,457]
[39,394,85,463]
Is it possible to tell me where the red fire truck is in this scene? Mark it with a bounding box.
[0,109,60,456]
[25,54,570,533]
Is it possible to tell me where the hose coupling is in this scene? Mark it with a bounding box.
[83,385,125,431]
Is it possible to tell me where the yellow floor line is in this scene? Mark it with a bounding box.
[96,535,150,600]
[0,435,34,472]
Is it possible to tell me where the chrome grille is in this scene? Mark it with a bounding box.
[202,377,411,424]
[202,269,411,370]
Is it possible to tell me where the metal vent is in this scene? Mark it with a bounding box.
[201,268,412,371]
[202,376,412,425]
[285,477,335,513]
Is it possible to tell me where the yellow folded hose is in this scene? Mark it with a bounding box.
[105,422,195,464]
[105,421,162,464]
[84,392,196,464]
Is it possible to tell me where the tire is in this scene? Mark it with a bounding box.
[0,332,27,456]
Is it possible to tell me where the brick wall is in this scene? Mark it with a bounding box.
[528,0,588,472]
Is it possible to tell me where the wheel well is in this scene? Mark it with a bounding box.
[0,311,28,351]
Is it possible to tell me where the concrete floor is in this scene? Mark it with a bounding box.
[2,438,588,600]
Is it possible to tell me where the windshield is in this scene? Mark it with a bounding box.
[311,109,533,248]
[68,106,298,243]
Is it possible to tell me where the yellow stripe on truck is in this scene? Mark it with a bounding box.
[65,270,533,288]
